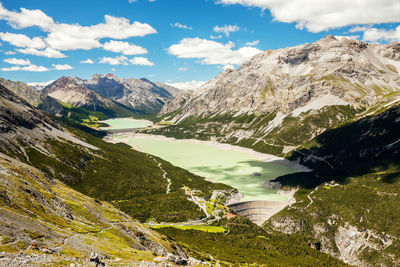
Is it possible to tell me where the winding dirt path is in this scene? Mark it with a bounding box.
[149,155,172,194]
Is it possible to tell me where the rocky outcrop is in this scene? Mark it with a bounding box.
[0,78,40,107]
[268,213,399,266]
[0,84,97,157]
[334,224,396,266]
[42,76,141,117]
[42,76,103,110]
[269,217,303,234]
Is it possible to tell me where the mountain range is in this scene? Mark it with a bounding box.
[156,35,400,155]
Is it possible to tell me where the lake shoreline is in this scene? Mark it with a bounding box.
[99,118,153,130]
[103,131,305,224]
[104,132,311,173]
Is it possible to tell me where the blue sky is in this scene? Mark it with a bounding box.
[0,0,399,89]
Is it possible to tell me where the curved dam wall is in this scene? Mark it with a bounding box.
[228,201,287,226]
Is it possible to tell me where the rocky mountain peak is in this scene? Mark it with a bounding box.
[317,34,337,43]
[106,73,116,79]
[85,74,179,113]
[42,76,102,109]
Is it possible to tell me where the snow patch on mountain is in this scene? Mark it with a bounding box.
[292,95,348,117]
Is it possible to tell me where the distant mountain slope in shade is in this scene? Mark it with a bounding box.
[85,73,181,114]
[0,78,63,116]
[154,35,400,155]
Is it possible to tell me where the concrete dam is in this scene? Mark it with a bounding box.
[228,201,287,226]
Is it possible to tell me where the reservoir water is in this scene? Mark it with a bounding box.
[105,118,299,202]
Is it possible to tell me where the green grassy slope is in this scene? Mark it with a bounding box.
[0,153,180,265]
[148,104,362,155]
[58,99,143,128]
[156,217,347,266]
[266,104,400,266]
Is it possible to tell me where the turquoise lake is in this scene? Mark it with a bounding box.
[106,119,298,202]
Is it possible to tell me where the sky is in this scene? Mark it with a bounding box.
[0,0,399,90]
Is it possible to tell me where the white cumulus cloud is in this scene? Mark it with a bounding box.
[351,25,400,42]
[80,58,94,64]
[222,64,234,70]
[0,3,156,52]
[3,57,30,65]
[99,55,154,66]
[168,38,261,66]
[216,0,400,32]
[1,64,48,72]
[16,47,66,58]
[129,57,154,66]
[99,55,129,65]
[213,25,240,37]
[0,32,45,49]
[210,35,222,39]
[170,22,193,30]
[166,80,206,90]
[103,40,147,55]
[52,64,73,70]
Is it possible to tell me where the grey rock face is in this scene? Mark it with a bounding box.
[162,36,400,119]
[42,76,104,110]
[86,74,180,113]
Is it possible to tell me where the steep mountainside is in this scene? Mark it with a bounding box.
[0,78,63,116]
[42,76,139,118]
[156,36,400,155]
[0,78,40,107]
[85,73,180,113]
[265,102,400,266]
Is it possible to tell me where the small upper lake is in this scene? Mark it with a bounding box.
[100,118,152,130]
[105,118,300,202]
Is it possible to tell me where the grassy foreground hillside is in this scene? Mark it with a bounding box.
[0,153,182,266]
